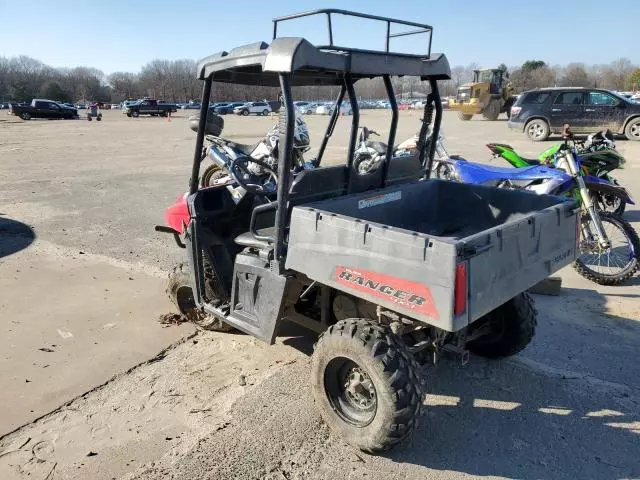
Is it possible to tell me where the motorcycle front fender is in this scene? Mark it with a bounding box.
[584,175,635,205]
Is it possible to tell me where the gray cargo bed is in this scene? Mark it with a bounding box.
[286,180,578,331]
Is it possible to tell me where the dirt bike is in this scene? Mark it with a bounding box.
[199,114,313,188]
[437,126,639,285]
[487,129,628,214]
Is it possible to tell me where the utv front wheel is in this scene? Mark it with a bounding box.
[311,318,423,453]
[166,262,233,332]
[466,292,537,358]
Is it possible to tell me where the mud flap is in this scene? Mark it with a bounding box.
[226,253,290,344]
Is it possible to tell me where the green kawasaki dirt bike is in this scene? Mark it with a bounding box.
[487,130,628,215]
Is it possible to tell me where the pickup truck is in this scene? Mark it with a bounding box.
[124,99,177,118]
[9,99,78,120]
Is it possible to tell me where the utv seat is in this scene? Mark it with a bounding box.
[234,228,274,249]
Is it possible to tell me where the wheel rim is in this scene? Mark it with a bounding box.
[202,166,225,187]
[577,215,636,276]
[324,357,377,427]
[630,122,640,139]
[527,122,544,139]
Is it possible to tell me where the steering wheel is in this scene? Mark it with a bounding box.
[229,156,278,196]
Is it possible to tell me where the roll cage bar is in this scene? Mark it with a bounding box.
[190,10,450,273]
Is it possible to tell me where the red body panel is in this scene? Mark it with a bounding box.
[165,194,190,234]
[335,266,439,320]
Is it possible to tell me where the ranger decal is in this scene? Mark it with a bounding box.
[335,266,439,319]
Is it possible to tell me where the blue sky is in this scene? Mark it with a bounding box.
[0,0,637,74]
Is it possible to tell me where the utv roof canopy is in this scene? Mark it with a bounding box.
[196,9,451,85]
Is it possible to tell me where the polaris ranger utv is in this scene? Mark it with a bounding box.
[156,9,579,452]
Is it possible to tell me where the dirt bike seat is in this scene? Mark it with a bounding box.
[227,141,262,156]
[455,161,552,184]
[364,141,388,155]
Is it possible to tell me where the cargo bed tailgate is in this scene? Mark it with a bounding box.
[463,205,578,322]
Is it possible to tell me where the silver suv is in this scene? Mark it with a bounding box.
[233,101,272,116]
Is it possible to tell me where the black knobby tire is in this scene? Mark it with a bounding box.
[200,164,228,188]
[311,318,424,453]
[166,259,233,332]
[624,117,640,142]
[458,112,473,121]
[594,190,626,216]
[573,211,640,285]
[466,292,537,358]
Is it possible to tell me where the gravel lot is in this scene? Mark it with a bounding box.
[0,109,639,479]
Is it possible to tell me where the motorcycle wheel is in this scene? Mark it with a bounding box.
[574,211,639,285]
[434,161,456,181]
[594,191,626,215]
[200,164,228,188]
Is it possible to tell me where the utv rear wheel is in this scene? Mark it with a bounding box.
[466,292,537,358]
[166,261,233,332]
[311,318,423,453]
[525,119,549,141]
[624,118,640,141]
[458,112,473,121]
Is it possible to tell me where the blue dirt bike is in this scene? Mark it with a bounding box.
[434,127,638,286]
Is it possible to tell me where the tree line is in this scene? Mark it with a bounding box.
[1,55,639,104]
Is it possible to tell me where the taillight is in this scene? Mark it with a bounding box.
[454,263,467,316]
[510,106,522,117]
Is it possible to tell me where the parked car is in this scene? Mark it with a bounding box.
[75,104,86,109]
[293,101,310,109]
[315,103,332,115]
[233,101,272,116]
[298,103,319,115]
[509,87,640,141]
[213,102,245,115]
[8,99,78,120]
[110,104,120,109]
[124,99,177,117]
[316,103,352,115]
[182,102,201,109]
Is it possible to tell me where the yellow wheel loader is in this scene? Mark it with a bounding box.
[450,68,516,121]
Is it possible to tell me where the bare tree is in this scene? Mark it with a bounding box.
[560,63,591,87]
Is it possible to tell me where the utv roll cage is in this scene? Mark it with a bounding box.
[190,9,450,273]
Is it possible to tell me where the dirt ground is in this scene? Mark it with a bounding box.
[0,108,639,480]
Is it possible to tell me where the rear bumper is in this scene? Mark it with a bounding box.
[508,119,524,131]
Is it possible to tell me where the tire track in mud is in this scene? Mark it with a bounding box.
[0,331,302,480]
